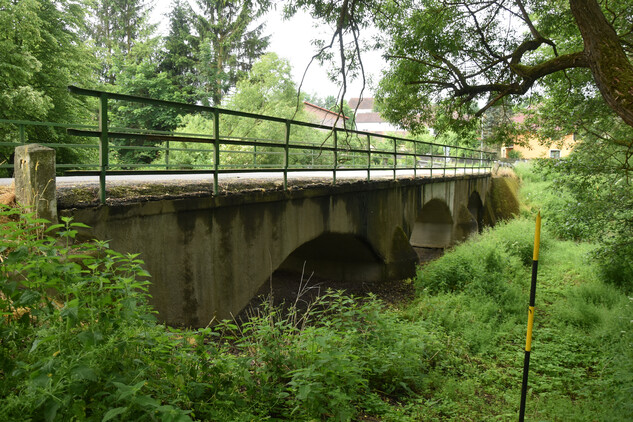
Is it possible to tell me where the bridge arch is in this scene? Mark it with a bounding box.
[276,232,384,282]
[410,198,454,248]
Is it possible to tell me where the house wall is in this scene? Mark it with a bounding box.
[501,134,576,159]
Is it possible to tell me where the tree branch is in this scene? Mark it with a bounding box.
[570,0,633,127]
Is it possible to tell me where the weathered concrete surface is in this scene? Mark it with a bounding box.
[61,174,491,327]
[14,144,57,222]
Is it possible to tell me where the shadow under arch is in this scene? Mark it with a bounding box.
[410,198,454,248]
[276,232,385,282]
[467,191,484,234]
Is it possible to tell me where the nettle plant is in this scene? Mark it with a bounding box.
[0,207,192,422]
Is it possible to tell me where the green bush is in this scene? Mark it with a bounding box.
[0,207,194,421]
[0,206,444,421]
[415,218,542,296]
[219,292,439,420]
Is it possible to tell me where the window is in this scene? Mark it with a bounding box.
[550,149,561,159]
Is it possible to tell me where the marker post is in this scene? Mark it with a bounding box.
[519,212,541,422]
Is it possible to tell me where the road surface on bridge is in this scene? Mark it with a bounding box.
[0,168,487,188]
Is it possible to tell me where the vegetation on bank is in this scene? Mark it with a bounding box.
[1,163,632,421]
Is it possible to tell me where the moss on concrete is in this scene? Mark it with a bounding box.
[488,175,520,222]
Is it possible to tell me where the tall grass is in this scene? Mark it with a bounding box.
[400,164,633,420]
[0,207,439,421]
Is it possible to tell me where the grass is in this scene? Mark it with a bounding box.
[393,162,633,421]
[1,162,631,420]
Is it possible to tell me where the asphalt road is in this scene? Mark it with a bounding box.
[0,168,487,188]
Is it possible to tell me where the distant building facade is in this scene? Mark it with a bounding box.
[501,114,576,159]
[348,98,407,135]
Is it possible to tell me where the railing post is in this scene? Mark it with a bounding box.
[14,144,57,222]
[284,120,290,190]
[429,144,434,177]
[333,129,338,185]
[393,137,397,180]
[413,140,418,179]
[366,134,371,182]
[98,93,109,204]
[165,140,170,170]
[213,109,220,195]
[19,124,26,144]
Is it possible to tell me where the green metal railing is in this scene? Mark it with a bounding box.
[0,119,101,171]
[1,86,496,203]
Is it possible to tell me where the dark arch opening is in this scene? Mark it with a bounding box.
[467,191,484,234]
[410,199,454,248]
[277,232,384,282]
[239,233,389,318]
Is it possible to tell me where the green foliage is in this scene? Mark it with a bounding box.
[407,216,633,420]
[506,149,523,159]
[3,165,633,420]
[84,0,154,83]
[193,0,270,106]
[0,206,436,421]
[519,159,633,290]
[218,293,436,420]
[0,207,193,421]
[0,0,95,169]
[156,53,334,169]
[415,218,539,304]
[159,0,199,105]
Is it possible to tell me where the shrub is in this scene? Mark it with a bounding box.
[224,291,439,420]
[0,207,194,421]
[415,218,542,296]
[1,206,443,421]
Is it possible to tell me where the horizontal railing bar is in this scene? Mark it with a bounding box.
[0,119,96,130]
[59,166,489,177]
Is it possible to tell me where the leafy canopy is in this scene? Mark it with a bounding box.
[290,0,633,133]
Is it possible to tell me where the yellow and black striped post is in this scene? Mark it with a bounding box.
[519,212,541,421]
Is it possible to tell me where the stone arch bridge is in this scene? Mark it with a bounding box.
[63,174,492,327]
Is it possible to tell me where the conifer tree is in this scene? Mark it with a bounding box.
[194,0,270,106]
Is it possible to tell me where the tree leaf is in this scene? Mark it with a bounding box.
[102,406,128,422]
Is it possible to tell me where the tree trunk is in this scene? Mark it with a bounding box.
[570,0,633,127]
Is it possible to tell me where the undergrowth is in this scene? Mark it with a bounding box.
[0,207,437,421]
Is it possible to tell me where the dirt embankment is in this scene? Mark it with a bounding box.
[0,184,15,207]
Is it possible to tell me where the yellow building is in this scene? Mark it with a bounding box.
[500,114,576,159]
[501,133,576,159]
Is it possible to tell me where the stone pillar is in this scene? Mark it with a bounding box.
[14,144,57,223]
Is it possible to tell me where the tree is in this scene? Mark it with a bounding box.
[84,0,154,83]
[290,0,633,132]
[159,0,199,105]
[194,0,270,106]
[159,53,329,168]
[109,36,186,165]
[0,0,95,171]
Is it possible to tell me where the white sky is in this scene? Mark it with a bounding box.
[151,2,385,101]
